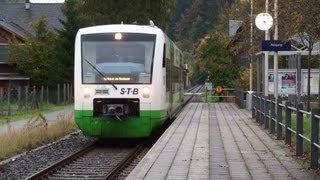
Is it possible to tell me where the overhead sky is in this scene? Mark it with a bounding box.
[30,0,65,3]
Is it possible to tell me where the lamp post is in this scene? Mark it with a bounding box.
[264,0,270,96]
[249,0,253,92]
[273,0,279,100]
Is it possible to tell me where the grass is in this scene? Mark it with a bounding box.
[0,112,77,160]
[202,92,220,103]
[287,114,312,153]
[0,103,73,125]
[276,113,313,156]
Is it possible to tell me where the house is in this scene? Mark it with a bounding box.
[0,0,63,88]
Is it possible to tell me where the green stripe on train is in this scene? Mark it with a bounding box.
[74,109,167,138]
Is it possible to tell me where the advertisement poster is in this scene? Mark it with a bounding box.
[302,70,319,94]
[268,70,297,95]
[280,72,297,94]
[268,72,275,93]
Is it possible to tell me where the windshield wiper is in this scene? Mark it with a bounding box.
[83,58,118,90]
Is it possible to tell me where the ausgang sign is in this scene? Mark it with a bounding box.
[262,40,291,51]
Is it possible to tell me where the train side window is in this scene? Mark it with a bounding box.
[162,44,166,68]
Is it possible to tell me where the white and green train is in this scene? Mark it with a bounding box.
[74,23,189,138]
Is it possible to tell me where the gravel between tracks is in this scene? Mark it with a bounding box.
[0,132,94,179]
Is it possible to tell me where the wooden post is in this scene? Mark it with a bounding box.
[7,82,11,116]
[25,86,29,110]
[264,96,269,129]
[46,86,49,104]
[310,108,320,169]
[285,101,292,145]
[71,84,73,101]
[296,103,304,156]
[252,94,256,118]
[276,97,283,139]
[259,95,263,124]
[57,84,60,104]
[40,85,44,105]
[17,86,21,103]
[67,84,70,102]
[256,93,261,122]
[0,87,3,102]
[260,94,266,126]
[270,97,276,134]
[63,83,66,103]
[33,86,36,108]
[205,87,208,102]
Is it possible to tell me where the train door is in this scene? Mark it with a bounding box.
[165,43,174,118]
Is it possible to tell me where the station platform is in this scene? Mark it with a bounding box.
[127,103,314,180]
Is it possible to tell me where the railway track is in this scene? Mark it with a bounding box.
[26,85,203,180]
[26,142,145,180]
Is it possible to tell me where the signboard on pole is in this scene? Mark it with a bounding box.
[262,40,291,51]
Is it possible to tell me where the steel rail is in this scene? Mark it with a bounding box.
[26,85,203,180]
[25,143,96,180]
[104,144,144,180]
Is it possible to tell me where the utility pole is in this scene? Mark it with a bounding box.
[264,0,270,96]
[274,0,279,100]
[249,0,253,92]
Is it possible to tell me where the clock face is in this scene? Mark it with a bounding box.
[255,13,273,31]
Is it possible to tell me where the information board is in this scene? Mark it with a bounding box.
[268,70,297,94]
[268,69,320,95]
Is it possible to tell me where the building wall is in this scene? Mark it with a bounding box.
[0,27,24,43]
[0,27,12,43]
[0,27,28,88]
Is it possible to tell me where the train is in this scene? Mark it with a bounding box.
[74,22,189,138]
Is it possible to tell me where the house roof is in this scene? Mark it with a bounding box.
[0,3,64,35]
[0,19,26,39]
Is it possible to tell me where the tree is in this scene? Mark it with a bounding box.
[174,0,232,52]
[196,31,239,87]
[8,17,63,86]
[279,0,320,110]
[55,0,82,82]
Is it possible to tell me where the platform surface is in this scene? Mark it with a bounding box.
[127,103,314,180]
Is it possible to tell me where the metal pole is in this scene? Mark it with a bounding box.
[274,0,279,99]
[264,0,270,96]
[297,53,302,104]
[249,0,253,91]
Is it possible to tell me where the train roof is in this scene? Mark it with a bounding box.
[77,24,164,36]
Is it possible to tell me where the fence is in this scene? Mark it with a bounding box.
[204,88,235,103]
[235,89,247,109]
[249,93,320,169]
[0,83,73,116]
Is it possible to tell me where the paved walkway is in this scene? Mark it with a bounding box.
[127,103,315,180]
[0,105,73,135]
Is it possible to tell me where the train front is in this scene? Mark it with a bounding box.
[74,25,166,138]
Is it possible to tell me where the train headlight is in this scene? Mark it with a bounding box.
[142,87,150,98]
[115,33,122,40]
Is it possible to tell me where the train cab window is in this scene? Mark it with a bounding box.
[81,33,156,84]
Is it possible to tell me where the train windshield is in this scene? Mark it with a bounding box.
[81,33,156,84]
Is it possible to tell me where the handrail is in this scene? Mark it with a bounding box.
[250,91,320,169]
